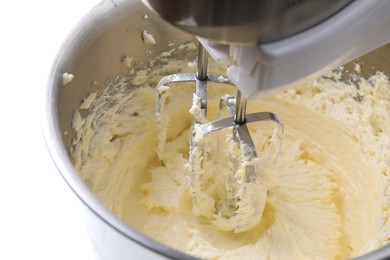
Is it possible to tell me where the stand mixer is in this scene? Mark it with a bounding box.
[143,0,390,233]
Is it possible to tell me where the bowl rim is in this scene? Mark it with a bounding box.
[42,0,390,259]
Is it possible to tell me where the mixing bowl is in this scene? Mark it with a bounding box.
[43,0,390,259]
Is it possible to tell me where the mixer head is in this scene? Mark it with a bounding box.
[144,0,390,98]
[142,0,354,44]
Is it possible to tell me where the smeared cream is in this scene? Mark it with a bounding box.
[70,44,390,259]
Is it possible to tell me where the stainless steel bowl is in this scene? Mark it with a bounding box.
[43,0,390,259]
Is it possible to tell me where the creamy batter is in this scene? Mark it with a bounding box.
[70,43,390,259]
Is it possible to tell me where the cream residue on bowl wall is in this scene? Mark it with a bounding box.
[62,72,74,85]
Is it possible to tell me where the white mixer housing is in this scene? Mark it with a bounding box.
[199,0,390,99]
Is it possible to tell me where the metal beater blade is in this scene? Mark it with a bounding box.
[190,94,283,233]
[156,41,283,233]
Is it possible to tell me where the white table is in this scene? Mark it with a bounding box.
[0,1,101,259]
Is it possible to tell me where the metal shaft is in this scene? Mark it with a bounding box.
[234,90,247,124]
[196,42,208,113]
[196,43,208,80]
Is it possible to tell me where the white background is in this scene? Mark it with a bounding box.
[0,0,101,259]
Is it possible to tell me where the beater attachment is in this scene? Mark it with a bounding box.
[156,42,283,233]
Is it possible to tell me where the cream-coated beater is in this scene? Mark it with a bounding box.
[156,42,283,232]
